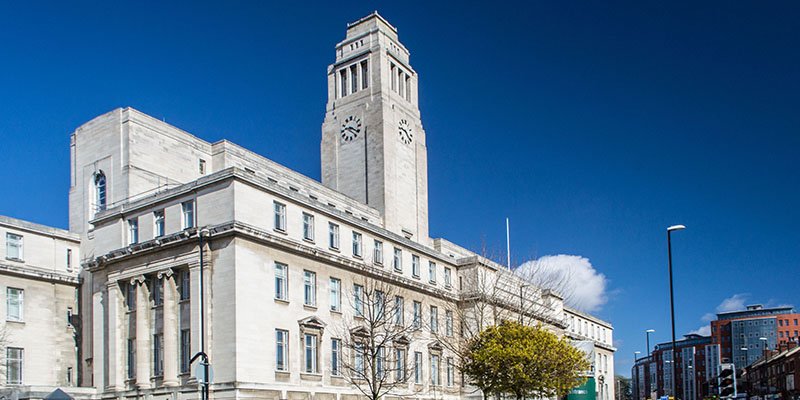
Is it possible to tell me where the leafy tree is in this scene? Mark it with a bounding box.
[461,320,590,400]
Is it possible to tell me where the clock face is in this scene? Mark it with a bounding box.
[340,115,362,142]
[398,119,413,144]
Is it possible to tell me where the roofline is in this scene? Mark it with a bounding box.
[0,215,79,242]
[564,306,613,329]
[347,11,397,33]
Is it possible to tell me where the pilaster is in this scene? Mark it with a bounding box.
[159,268,179,386]
[133,275,152,389]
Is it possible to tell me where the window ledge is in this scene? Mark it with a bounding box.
[330,309,343,315]
[300,372,323,381]
[412,275,420,280]
[303,238,315,244]
[273,228,287,235]
[274,298,290,305]
[5,319,24,324]
[329,246,340,252]
[5,257,24,263]
[303,304,318,311]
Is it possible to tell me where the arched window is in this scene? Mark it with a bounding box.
[94,172,107,212]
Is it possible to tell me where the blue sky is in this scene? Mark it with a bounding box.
[1,1,798,377]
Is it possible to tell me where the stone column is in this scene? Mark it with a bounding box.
[133,275,152,389]
[106,282,125,390]
[159,269,179,386]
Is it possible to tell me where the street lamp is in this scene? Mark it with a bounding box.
[666,224,685,399]
[760,337,769,359]
[635,351,642,362]
[646,329,655,358]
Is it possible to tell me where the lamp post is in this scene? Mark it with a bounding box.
[635,351,642,362]
[646,329,655,358]
[667,224,685,398]
[192,228,211,400]
[518,283,528,324]
[760,337,769,359]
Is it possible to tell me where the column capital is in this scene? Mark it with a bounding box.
[130,275,147,285]
[157,268,175,280]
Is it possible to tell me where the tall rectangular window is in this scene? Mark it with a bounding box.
[66,249,72,272]
[376,346,385,376]
[352,232,362,257]
[275,263,288,301]
[430,305,439,333]
[413,301,422,329]
[405,75,411,101]
[153,333,164,376]
[361,60,369,90]
[340,69,348,97]
[329,223,339,249]
[125,282,136,311]
[354,284,364,317]
[355,343,365,374]
[179,269,190,300]
[303,270,316,306]
[330,278,341,312]
[6,288,23,322]
[276,329,288,371]
[5,347,23,384]
[331,338,341,376]
[394,296,404,325]
[411,255,420,278]
[199,159,206,174]
[154,210,165,237]
[5,233,22,260]
[414,351,423,384]
[350,64,358,94]
[398,70,405,98]
[444,267,452,288]
[373,240,383,264]
[182,201,195,229]
[446,310,453,337]
[431,354,440,386]
[128,218,139,245]
[274,201,286,231]
[127,339,135,379]
[305,333,318,373]
[302,213,314,241]
[429,261,437,284]
[390,63,397,92]
[446,357,454,386]
[395,347,407,381]
[152,277,163,306]
[393,248,402,272]
[180,329,191,373]
[375,290,385,320]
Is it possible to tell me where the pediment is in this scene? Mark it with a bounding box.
[298,316,327,330]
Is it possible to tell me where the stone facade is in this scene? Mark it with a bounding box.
[0,216,82,393]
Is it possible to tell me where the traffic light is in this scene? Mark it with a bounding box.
[718,363,736,398]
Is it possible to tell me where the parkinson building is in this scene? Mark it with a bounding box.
[53,12,616,400]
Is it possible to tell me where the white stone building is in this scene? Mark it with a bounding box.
[0,216,88,397]
[0,11,614,400]
[564,307,616,400]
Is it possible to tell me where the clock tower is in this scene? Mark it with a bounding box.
[321,12,429,243]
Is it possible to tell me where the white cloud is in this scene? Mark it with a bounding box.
[515,254,608,313]
[716,294,749,313]
[701,313,716,322]
[688,325,711,336]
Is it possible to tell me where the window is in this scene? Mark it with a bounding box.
[444,268,452,288]
[398,69,405,98]
[128,218,139,244]
[182,201,195,229]
[125,282,136,311]
[275,263,288,301]
[5,233,22,261]
[154,210,165,237]
[411,254,420,278]
[305,333,318,373]
[66,249,72,272]
[361,60,369,90]
[376,346,385,376]
[329,223,340,249]
[430,306,439,333]
[352,232,362,257]
[395,348,406,381]
[393,248,402,271]
[331,338,341,375]
[340,69,348,97]
[375,290,386,320]
[6,288,23,322]
[394,296,404,325]
[413,301,422,329]
[180,329,191,373]
[302,213,314,241]
[446,357,454,386]
[274,201,286,231]
[414,351,423,384]
[446,310,453,337]
[330,278,341,312]
[179,269,190,301]
[431,354,440,386]
[354,284,364,316]
[94,172,107,213]
[429,261,437,284]
[6,347,22,384]
[199,159,206,174]
[152,277,163,306]
[153,333,164,376]
[374,240,383,264]
[350,64,358,94]
[391,63,397,92]
[303,270,317,306]
[276,329,289,371]
[355,342,365,374]
[127,339,135,379]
